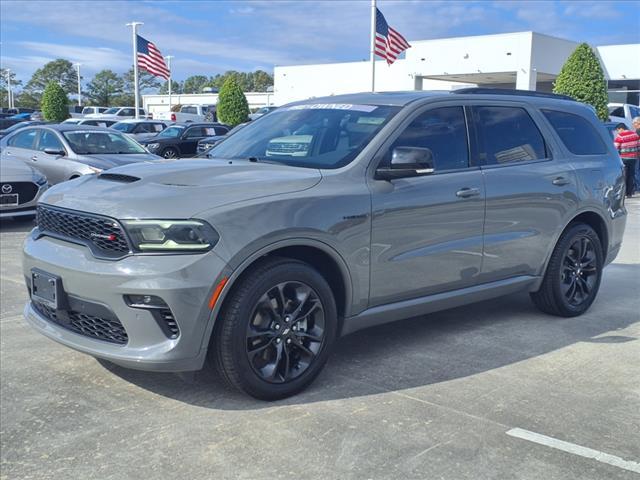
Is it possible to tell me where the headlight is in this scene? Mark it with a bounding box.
[121,219,219,253]
[32,171,47,186]
[200,143,213,150]
[146,143,160,150]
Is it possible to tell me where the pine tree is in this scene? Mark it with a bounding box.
[217,77,250,127]
[40,81,69,122]
[553,43,609,121]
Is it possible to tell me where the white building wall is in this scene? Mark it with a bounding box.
[596,44,640,80]
[142,92,273,116]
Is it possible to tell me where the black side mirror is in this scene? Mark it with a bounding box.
[375,146,435,180]
[43,148,65,157]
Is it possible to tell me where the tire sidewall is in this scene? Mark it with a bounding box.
[162,147,178,158]
[224,262,337,399]
[550,224,603,316]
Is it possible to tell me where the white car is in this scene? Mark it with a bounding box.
[62,118,118,128]
[85,107,148,121]
[608,103,640,129]
[154,104,216,123]
[111,119,168,141]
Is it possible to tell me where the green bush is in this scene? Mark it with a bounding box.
[216,77,249,127]
[41,81,69,122]
[553,43,609,121]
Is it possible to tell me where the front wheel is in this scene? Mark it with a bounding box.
[213,258,337,400]
[161,147,178,159]
[530,223,603,317]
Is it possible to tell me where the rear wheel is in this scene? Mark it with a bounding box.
[161,147,178,159]
[530,223,603,317]
[213,258,337,400]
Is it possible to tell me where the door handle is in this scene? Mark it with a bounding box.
[31,155,38,162]
[456,187,480,198]
[552,176,570,186]
[5,151,11,156]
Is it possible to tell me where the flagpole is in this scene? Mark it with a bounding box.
[370,0,377,92]
[165,55,173,111]
[126,21,143,119]
[74,63,82,107]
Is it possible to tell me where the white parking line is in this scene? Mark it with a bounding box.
[506,428,640,474]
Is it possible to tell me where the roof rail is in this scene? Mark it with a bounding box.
[452,88,574,101]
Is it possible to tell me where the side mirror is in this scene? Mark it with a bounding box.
[375,146,435,180]
[43,148,65,157]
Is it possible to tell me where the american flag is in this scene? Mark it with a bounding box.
[374,8,411,65]
[136,34,170,79]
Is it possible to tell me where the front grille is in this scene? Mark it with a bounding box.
[33,301,128,345]
[155,308,180,339]
[0,182,38,204]
[37,205,130,257]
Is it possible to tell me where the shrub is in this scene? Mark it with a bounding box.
[216,77,249,127]
[170,103,182,112]
[553,43,609,121]
[41,81,70,122]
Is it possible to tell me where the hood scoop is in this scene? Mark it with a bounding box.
[98,173,141,183]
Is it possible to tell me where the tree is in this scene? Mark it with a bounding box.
[41,81,69,121]
[22,59,78,105]
[159,80,183,95]
[207,70,274,92]
[86,69,124,106]
[0,68,22,107]
[251,70,274,92]
[553,43,609,121]
[216,77,249,127]
[182,75,209,94]
[117,68,161,105]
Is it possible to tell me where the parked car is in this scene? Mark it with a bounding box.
[603,121,620,139]
[0,124,161,184]
[140,122,226,158]
[21,89,627,400]
[154,104,216,123]
[0,156,48,219]
[111,119,168,141]
[62,118,118,128]
[68,105,85,118]
[249,106,278,121]
[85,107,148,121]
[0,121,50,139]
[608,103,640,130]
[196,124,245,154]
[81,106,109,116]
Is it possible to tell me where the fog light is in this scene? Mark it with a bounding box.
[124,295,180,339]
[124,294,168,309]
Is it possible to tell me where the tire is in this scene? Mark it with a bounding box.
[161,147,178,159]
[530,223,603,317]
[212,257,337,400]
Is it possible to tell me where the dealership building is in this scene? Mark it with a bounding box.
[273,31,640,106]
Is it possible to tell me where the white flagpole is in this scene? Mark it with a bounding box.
[74,63,82,107]
[126,21,143,119]
[165,55,173,111]
[370,0,377,92]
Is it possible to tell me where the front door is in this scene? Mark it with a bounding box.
[31,129,70,184]
[369,105,486,307]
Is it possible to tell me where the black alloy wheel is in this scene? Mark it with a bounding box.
[246,281,326,384]
[162,147,178,159]
[560,236,598,306]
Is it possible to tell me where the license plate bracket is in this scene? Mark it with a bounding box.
[31,269,64,310]
[0,193,19,207]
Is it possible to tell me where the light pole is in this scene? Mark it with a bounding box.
[74,63,82,107]
[6,68,13,109]
[164,55,174,110]
[126,21,143,119]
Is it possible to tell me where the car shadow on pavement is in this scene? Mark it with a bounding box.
[0,216,36,233]
[100,262,640,410]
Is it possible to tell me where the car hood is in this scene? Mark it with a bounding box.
[40,159,322,218]
[80,153,162,169]
[0,156,37,180]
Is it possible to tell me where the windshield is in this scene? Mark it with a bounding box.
[209,104,400,168]
[62,131,147,154]
[103,108,120,115]
[156,126,184,138]
[111,122,135,133]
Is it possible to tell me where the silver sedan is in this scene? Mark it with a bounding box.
[0,124,162,184]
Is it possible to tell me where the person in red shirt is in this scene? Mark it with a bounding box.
[613,123,640,197]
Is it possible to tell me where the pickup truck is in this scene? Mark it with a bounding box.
[608,103,640,130]
[154,104,216,123]
[85,107,148,121]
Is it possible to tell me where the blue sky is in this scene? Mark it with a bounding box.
[1,0,639,84]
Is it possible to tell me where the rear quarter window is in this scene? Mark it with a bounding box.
[542,110,607,155]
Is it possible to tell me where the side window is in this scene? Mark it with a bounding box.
[216,126,230,135]
[138,109,146,116]
[183,106,197,115]
[389,106,469,172]
[153,123,164,132]
[472,106,547,165]
[542,109,607,155]
[609,107,624,117]
[629,106,640,118]
[98,108,107,113]
[120,108,134,116]
[38,131,64,152]
[184,127,205,138]
[8,129,38,149]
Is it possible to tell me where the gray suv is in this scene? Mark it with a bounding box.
[22,90,627,400]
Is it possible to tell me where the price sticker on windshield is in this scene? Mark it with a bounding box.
[282,104,378,113]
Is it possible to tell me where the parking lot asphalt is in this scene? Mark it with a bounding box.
[1,201,639,480]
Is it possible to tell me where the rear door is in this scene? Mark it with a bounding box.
[181,126,208,155]
[2,128,39,165]
[368,104,486,306]
[470,102,578,282]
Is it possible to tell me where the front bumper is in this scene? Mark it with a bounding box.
[23,233,230,371]
[0,183,48,218]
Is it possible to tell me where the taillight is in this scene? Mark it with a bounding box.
[171,113,176,121]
